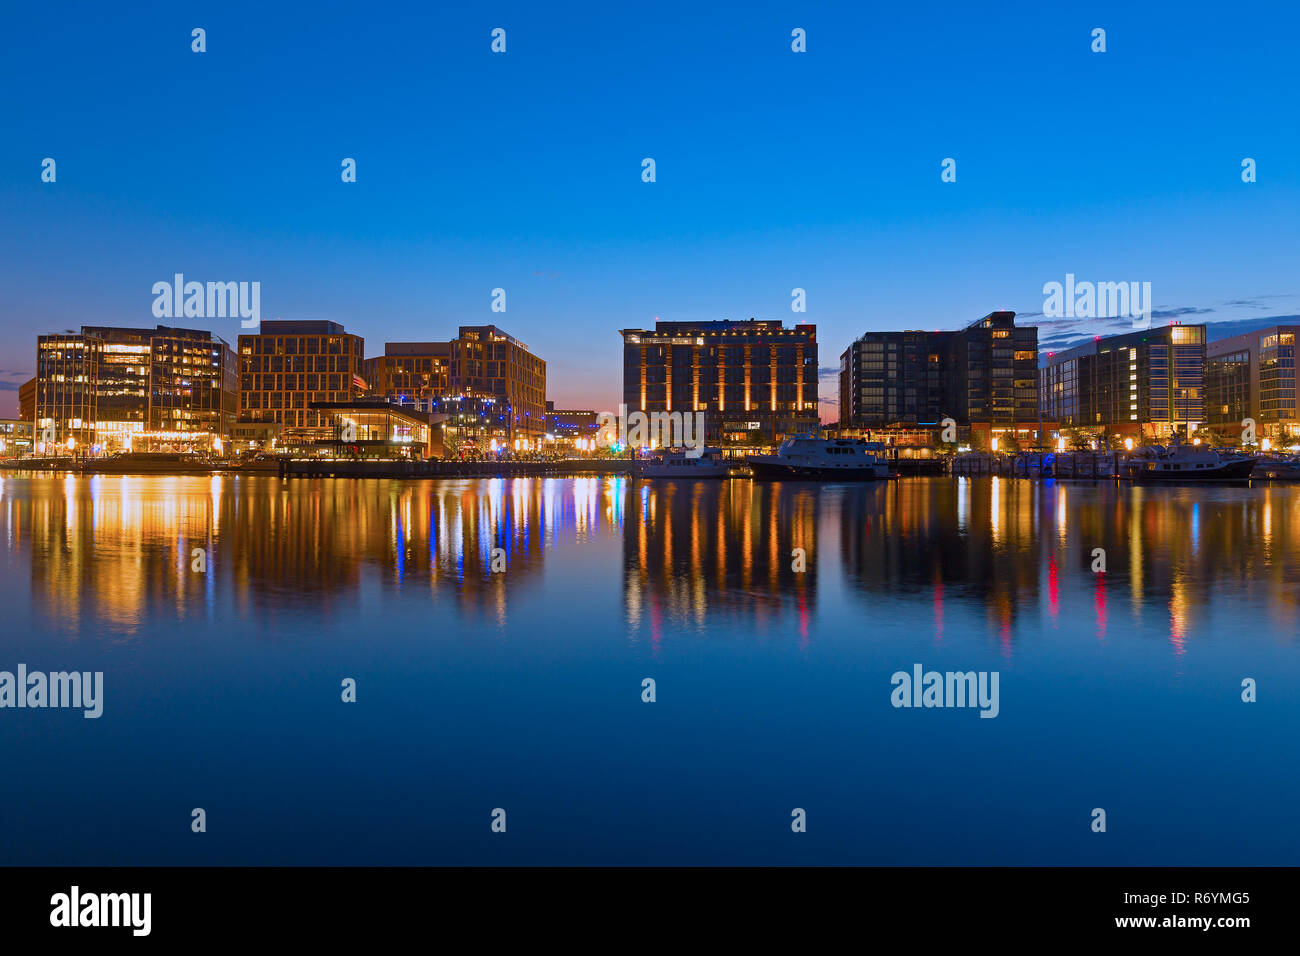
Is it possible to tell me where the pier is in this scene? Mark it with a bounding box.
[949,451,1122,479]
[278,458,638,479]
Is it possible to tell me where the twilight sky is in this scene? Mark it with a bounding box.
[2,0,1298,420]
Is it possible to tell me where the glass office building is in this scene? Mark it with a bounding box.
[1206,325,1299,441]
[1039,324,1206,439]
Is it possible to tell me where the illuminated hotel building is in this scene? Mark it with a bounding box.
[1039,324,1206,439]
[448,326,547,440]
[362,342,451,412]
[1206,324,1300,442]
[35,325,235,453]
[619,319,819,445]
[237,320,366,440]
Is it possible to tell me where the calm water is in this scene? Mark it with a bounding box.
[1,473,1297,865]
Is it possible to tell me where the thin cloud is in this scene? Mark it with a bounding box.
[1151,307,1214,319]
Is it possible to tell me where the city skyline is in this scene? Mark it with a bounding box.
[4,2,1300,419]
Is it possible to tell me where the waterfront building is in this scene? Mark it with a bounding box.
[429,395,515,457]
[34,332,98,452]
[1205,325,1299,443]
[230,421,282,454]
[0,419,33,458]
[546,402,597,439]
[839,311,1042,449]
[619,318,819,447]
[237,320,366,441]
[308,400,443,459]
[34,325,235,453]
[447,326,547,440]
[362,342,451,412]
[1039,324,1206,440]
[838,330,947,429]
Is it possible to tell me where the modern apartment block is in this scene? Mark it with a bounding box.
[1039,324,1206,439]
[949,311,1041,430]
[838,330,946,428]
[237,320,365,439]
[447,326,547,439]
[838,311,1041,445]
[35,325,236,452]
[362,342,451,412]
[619,318,819,445]
[1206,325,1299,441]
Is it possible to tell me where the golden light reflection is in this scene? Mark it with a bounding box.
[1,475,1295,658]
[623,480,816,637]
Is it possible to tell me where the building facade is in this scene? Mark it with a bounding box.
[1039,324,1206,439]
[948,311,1040,431]
[18,376,35,423]
[309,400,442,459]
[0,420,34,458]
[447,326,546,440]
[362,342,451,412]
[1206,325,1299,442]
[838,330,946,429]
[35,332,99,452]
[546,404,598,437]
[237,320,366,440]
[838,312,1041,446]
[34,325,234,453]
[619,318,818,445]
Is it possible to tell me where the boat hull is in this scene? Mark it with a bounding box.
[1123,458,1257,482]
[748,460,890,481]
[1252,463,1300,481]
[639,465,731,479]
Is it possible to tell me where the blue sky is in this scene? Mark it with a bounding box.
[3,0,1298,418]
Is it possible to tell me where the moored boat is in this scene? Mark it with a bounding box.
[639,447,732,478]
[1251,456,1300,481]
[747,436,891,481]
[1121,440,1256,482]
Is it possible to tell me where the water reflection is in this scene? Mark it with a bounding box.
[622,480,817,643]
[837,478,1300,655]
[2,475,1299,653]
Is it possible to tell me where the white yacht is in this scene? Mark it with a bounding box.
[747,436,892,481]
[1121,438,1257,482]
[639,447,732,478]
